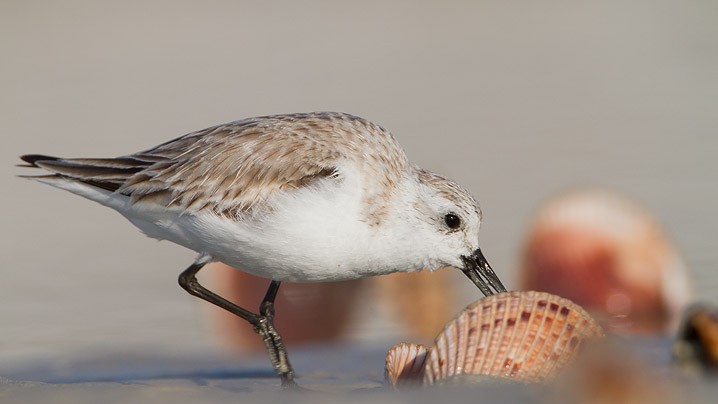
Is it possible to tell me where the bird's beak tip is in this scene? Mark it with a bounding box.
[460,248,507,297]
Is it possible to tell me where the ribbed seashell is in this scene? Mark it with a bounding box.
[385,342,428,388]
[424,291,604,385]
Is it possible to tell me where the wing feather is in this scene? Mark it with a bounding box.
[21,112,410,219]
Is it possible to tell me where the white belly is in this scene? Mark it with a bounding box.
[121,179,418,282]
[35,167,431,282]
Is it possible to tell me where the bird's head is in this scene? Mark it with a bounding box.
[404,167,507,297]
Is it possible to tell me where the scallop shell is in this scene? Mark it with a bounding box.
[385,342,428,388]
[424,291,604,385]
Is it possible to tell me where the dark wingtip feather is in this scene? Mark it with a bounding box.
[19,154,60,167]
[18,174,61,181]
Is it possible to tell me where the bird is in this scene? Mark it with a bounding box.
[19,111,506,388]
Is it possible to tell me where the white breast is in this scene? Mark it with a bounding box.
[121,166,426,282]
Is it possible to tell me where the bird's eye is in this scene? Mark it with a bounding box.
[444,213,461,230]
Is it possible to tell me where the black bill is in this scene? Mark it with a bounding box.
[460,248,507,296]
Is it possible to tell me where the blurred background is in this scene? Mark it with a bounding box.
[1,0,717,374]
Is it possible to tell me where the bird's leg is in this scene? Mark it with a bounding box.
[256,281,298,389]
[177,262,298,389]
[178,261,261,322]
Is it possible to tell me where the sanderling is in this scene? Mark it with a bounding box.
[20,111,506,388]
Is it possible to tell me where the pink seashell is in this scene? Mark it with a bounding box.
[519,188,691,335]
[423,291,604,385]
[385,342,428,388]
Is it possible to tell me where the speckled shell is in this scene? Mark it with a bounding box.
[385,342,428,388]
[424,291,604,385]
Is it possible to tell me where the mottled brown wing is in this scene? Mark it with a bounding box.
[122,112,410,217]
[120,115,351,215]
[22,112,409,218]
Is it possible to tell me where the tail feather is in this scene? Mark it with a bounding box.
[23,174,128,210]
[19,154,151,192]
[18,154,60,167]
[35,159,143,181]
[49,157,148,169]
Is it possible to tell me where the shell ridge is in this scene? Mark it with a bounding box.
[425,321,453,384]
[463,309,480,374]
[535,296,566,381]
[403,345,428,382]
[468,299,489,374]
[490,294,512,377]
[510,292,533,379]
[385,343,428,388]
[485,298,503,375]
[445,321,457,377]
[520,291,549,381]
[501,291,526,378]
[538,302,573,380]
[455,310,469,375]
[530,304,556,381]
[478,294,499,374]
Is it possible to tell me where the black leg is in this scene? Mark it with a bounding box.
[178,261,298,389]
[256,280,298,388]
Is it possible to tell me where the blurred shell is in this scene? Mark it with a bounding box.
[208,263,362,351]
[674,304,718,373]
[424,291,604,385]
[376,269,456,341]
[384,342,428,388]
[519,188,691,335]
